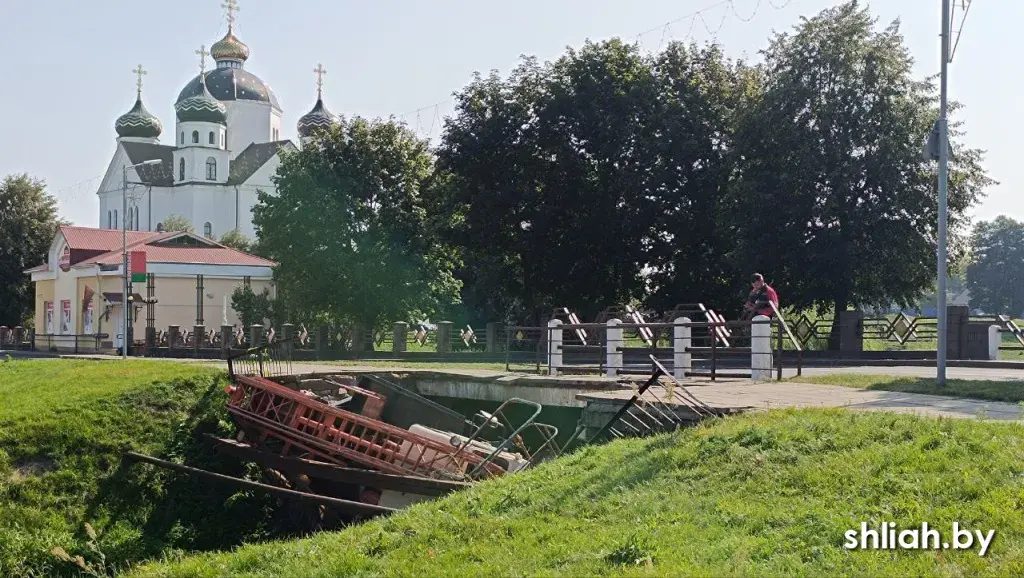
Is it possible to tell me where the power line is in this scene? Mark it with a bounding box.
[394,0,796,138]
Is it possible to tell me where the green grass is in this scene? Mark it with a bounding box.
[789,373,1024,403]
[129,409,1024,577]
[0,358,295,577]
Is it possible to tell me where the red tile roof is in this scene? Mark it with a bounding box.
[75,243,275,268]
[60,225,160,251]
[44,226,275,269]
[27,227,275,273]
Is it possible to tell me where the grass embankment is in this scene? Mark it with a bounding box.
[0,359,290,577]
[134,409,1024,577]
[790,373,1024,404]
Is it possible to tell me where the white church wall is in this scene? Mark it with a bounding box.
[233,153,284,238]
[151,186,194,231]
[224,100,275,158]
[191,185,243,239]
[96,146,131,229]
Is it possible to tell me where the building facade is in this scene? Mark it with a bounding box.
[27,226,274,351]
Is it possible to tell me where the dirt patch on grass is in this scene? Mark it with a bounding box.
[9,456,57,482]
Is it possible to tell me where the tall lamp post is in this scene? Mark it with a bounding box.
[936,0,951,387]
[122,159,162,359]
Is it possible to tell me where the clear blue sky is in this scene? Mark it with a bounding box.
[0,0,1012,227]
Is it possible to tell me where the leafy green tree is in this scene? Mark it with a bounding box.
[436,40,663,323]
[966,216,1024,315]
[254,119,460,330]
[160,214,194,233]
[218,228,253,253]
[727,2,992,345]
[230,285,275,327]
[642,42,759,314]
[0,174,63,326]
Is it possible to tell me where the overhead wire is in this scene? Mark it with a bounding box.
[395,0,796,139]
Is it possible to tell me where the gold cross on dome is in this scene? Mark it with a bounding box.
[196,45,209,73]
[132,64,147,97]
[222,0,240,28]
[314,63,327,98]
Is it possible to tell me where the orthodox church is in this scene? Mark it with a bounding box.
[98,1,341,241]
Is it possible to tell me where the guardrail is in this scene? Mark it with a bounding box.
[540,316,787,381]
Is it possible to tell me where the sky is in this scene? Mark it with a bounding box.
[0,0,1012,228]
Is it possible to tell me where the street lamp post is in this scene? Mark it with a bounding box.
[936,0,951,386]
[122,160,161,359]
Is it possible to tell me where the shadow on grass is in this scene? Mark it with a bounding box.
[855,378,1024,404]
[81,379,321,574]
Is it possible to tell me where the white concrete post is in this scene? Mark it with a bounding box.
[751,315,773,381]
[673,317,692,380]
[606,319,623,377]
[547,319,563,376]
[989,325,1001,361]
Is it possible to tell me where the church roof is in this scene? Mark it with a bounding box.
[121,142,175,186]
[176,67,281,110]
[228,140,295,185]
[297,97,339,138]
[175,78,228,125]
[211,28,250,62]
[115,97,162,139]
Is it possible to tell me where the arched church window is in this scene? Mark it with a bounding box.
[206,157,217,181]
[113,210,118,230]
[221,133,225,147]
[180,132,184,145]
[179,158,185,181]
[204,222,212,237]
[192,131,199,144]
[107,211,112,228]
[209,131,215,145]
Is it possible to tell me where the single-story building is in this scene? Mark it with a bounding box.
[26,225,275,352]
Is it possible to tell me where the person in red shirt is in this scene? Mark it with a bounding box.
[744,273,779,319]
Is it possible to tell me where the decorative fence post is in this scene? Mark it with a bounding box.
[193,324,205,354]
[281,323,295,358]
[221,324,233,357]
[168,325,180,353]
[393,322,409,353]
[351,323,366,352]
[436,321,453,353]
[751,315,773,381]
[250,324,264,349]
[673,317,692,380]
[605,319,623,377]
[988,325,1000,361]
[547,319,563,376]
[486,322,504,353]
[316,324,329,359]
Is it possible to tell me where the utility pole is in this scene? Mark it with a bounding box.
[121,159,161,359]
[936,0,951,387]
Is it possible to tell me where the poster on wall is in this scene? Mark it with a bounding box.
[60,300,71,334]
[83,302,94,335]
[45,302,54,334]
